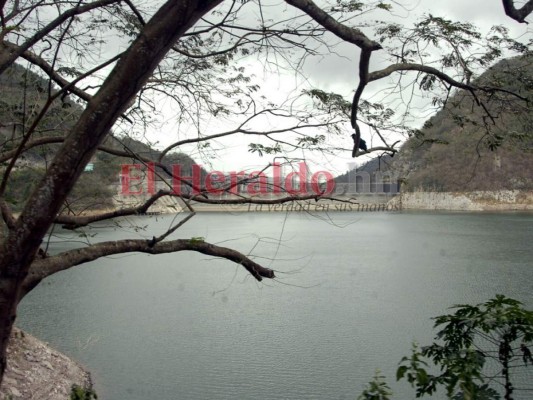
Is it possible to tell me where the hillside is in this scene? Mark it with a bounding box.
[0,64,206,212]
[334,154,394,184]
[388,56,533,192]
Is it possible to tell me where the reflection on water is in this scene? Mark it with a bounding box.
[17,211,533,399]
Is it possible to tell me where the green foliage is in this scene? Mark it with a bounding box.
[375,23,402,44]
[303,89,396,130]
[70,385,97,400]
[1,165,115,212]
[415,15,481,46]
[396,295,533,399]
[56,67,84,78]
[358,296,533,400]
[330,0,364,13]
[0,64,210,213]
[2,168,43,211]
[248,143,282,157]
[376,3,392,12]
[358,370,393,400]
[419,74,437,91]
[391,55,533,192]
[305,89,351,115]
[396,344,433,396]
[68,173,115,210]
[297,135,326,149]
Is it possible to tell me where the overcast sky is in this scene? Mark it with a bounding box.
[303,0,529,92]
[141,0,531,177]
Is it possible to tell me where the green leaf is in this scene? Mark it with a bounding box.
[396,365,407,380]
[376,3,392,11]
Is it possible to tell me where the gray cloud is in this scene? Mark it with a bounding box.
[301,0,528,89]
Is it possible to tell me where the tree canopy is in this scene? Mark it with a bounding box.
[358,295,533,400]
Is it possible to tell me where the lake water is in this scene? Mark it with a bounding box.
[17,211,533,399]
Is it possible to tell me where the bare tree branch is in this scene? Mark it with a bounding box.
[53,189,345,229]
[369,63,475,89]
[0,0,121,75]
[3,0,225,260]
[22,237,276,296]
[173,31,269,59]
[353,145,399,155]
[0,0,224,379]
[6,44,129,119]
[1,0,20,24]
[0,136,138,164]
[123,0,146,26]
[158,117,336,160]
[0,199,15,230]
[368,62,530,102]
[502,0,533,23]
[0,0,7,26]
[150,212,196,245]
[54,191,173,229]
[284,0,381,50]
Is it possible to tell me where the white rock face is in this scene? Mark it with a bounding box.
[388,190,533,211]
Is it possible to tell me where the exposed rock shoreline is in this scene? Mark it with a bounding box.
[0,328,92,400]
[389,190,533,211]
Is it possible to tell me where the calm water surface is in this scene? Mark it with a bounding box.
[17,211,533,399]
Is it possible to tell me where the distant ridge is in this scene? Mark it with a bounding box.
[336,56,533,193]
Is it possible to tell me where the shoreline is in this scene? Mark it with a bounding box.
[186,200,400,213]
[390,190,533,211]
[8,191,531,222]
[145,190,533,213]
[0,328,92,400]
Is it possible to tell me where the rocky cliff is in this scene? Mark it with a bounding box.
[0,328,92,400]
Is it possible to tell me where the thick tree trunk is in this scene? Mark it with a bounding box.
[0,276,22,383]
[0,0,223,387]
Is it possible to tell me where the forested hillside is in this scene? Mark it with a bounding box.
[389,56,533,192]
[0,64,204,212]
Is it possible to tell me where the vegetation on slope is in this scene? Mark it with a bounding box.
[0,64,205,212]
[390,56,533,192]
